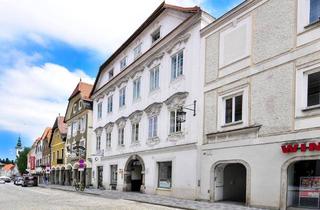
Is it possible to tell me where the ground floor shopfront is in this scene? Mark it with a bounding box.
[200,132,320,210]
[50,164,92,187]
[91,144,199,199]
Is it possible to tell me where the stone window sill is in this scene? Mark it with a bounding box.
[221,120,243,128]
[304,19,320,30]
[302,104,320,112]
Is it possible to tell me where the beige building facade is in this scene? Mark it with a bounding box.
[200,0,320,209]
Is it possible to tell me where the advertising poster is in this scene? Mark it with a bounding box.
[299,177,320,208]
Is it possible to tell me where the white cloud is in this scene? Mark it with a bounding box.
[0,53,94,144]
[0,0,205,54]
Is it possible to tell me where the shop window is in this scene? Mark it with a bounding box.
[158,161,172,189]
[287,160,320,209]
[307,71,320,107]
[110,165,118,186]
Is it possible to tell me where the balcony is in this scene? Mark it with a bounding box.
[57,159,64,164]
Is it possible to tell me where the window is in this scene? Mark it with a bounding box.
[150,66,159,91]
[67,125,71,137]
[97,102,102,119]
[131,123,139,143]
[108,69,114,80]
[53,152,55,162]
[107,95,113,113]
[78,101,82,110]
[96,135,101,151]
[171,51,184,80]
[72,121,78,136]
[134,43,142,60]
[224,95,243,124]
[118,128,124,146]
[120,57,127,70]
[73,104,77,113]
[119,87,126,108]
[310,0,320,24]
[307,71,320,107]
[158,161,172,189]
[57,151,59,160]
[80,116,86,132]
[106,132,111,148]
[110,165,118,185]
[170,110,182,133]
[148,116,158,138]
[151,28,160,43]
[133,78,141,101]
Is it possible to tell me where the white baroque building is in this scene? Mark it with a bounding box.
[200,0,320,209]
[90,3,213,199]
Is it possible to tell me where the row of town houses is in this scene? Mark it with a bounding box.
[27,1,320,209]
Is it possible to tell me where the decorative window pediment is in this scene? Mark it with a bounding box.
[144,102,163,117]
[115,116,127,128]
[129,110,143,124]
[130,67,144,80]
[146,52,165,68]
[116,76,130,88]
[166,33,191,54]
[104,122,114,133]
[165,92,189,110]
[94,127,103,135]
[105,87,116,97]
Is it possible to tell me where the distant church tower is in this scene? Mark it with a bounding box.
[15,136,23,158]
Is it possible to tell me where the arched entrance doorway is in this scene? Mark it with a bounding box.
[213,162,247,204]
[124,155,145,192]
[286,159,320,209]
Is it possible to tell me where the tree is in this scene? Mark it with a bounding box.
[16,147,30,174]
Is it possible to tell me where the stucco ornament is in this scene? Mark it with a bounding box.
[144,102,163,117]
[105,86,116,97]
[129,110,143,123]
[94,127,103,135]
[166,33,191,54]
[145,52,165,68]
[165,92,189,110]
[104,122,114,133]
[115,116,127,128]
[130,66,144,79]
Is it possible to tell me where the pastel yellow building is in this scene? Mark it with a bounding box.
[49,116,67,184]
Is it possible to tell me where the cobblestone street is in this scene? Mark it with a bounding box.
[37,184,268,210]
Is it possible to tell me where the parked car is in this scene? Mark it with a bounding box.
[0,179,5,184]
[14,177,24,185]
[0,176,11,183]
[22,175,38,187]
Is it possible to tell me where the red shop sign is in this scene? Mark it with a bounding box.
[281,142,320,153]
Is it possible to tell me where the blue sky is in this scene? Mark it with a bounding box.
[0,0,243,160]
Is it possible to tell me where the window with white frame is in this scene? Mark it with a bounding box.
[96,135,101,151]
[307,71,320,107]
[108,69,114,80]
[97,102,102,119]
[151,28,160,43]
[133,77,141,101]
[119,87,126,108]
[131,123,139,143]
[78,101,82,110]
[170,110,182,133]
[107,95,113,113]
[134,43,142,60]
[224,94,243,124]
[106,132,111,148]
[120,57,127,70]
[310,0,320,24]
[171,51,184,80]
[150,66,159,91]
[118,128,124,146]
[148,116,158,138]
[80,116,86,132]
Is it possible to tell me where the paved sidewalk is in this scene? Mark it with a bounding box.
[39,184,268,210]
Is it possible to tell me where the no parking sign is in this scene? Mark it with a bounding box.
[79,159,85,171]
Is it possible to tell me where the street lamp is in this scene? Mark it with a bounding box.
[177,100,197,123]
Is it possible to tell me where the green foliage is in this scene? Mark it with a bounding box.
[16,147,30,174]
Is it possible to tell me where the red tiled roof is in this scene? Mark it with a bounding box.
[69,82,93,100]
[40,127,52,141]
[57,116,67,134]
[2,164,15,171]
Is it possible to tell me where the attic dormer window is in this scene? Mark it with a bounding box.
[151,28,160,43]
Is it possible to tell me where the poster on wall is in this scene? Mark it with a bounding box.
[299,177,320,208]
